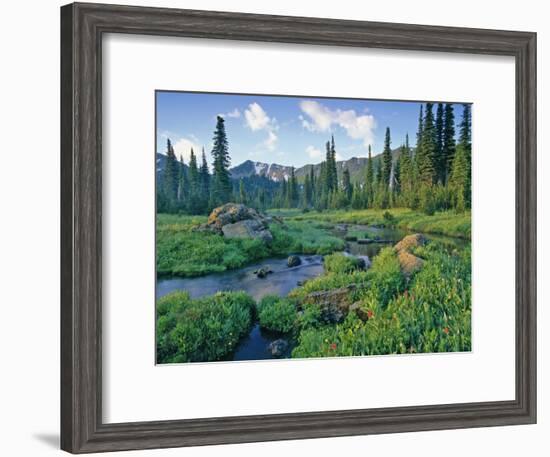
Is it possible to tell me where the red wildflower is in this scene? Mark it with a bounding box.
[367,309,374,319]
[330,343,337,350]
[443,327,450,335]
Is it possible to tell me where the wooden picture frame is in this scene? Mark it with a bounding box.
[60,2,537,453]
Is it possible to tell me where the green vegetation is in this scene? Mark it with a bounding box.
[292,242,471,358]
[156,214,344,277]
[157,103,471,217]
[156,291,255,363]
[156,214,270,277]
[269,220,344,256]
[257,295,297,333]
[279,208,470,239]
[323,253,364,274]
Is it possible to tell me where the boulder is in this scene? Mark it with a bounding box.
[302,284,357,323]
[397,250,424,276]
[268,339,289,358]
[394,234,427,276]
[222,219,273,243]
[255,266,272,278]
[206,203,273,242]
[394,234,427,252]
[287,255,301,268]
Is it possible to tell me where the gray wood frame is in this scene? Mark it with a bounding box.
[60,2,537,453]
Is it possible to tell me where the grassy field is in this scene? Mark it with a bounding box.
[157,208,470,278]
[269,208,471,239]
[156,213,344,277]
[157,239,471,362]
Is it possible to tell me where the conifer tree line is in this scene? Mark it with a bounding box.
[157,104,471,215]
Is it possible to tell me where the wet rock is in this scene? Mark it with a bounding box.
[222,219,273,243]
[394,234,427,276]
[287,255,301,268]
[357,238,374,245]
[302,284,357,323]
[268,339,288,357]
[205,203,273,242]
[255,267,272,278]
[396,250,424,276]
[394,234,427,252]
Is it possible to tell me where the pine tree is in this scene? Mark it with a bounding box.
[416,104,424,152]
[342,168,352,201]
[435,103,445,184]
[288,167,298,207]
[162,139,179,206]
[442,104,456,184]
[365,145,374,207]
[210,116,232,206]
[304,170,312,207]
[399,142,412,194]
[188,148,199,194]
[382,127,392,188]
[329,135,338,191]
[199,148,210,194]
[457,104,472,206]
[450,144,469,212]
[186,149,200,213]
[417,103,436,185]
[177,155,187,206]
[309,165,315,204]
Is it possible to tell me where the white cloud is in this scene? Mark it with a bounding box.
[264,130,278,151]
[244,102,279,151]
[306,145,322,159]
[299,100,376,148]
[245,102,271,131]
[172,137,203,163]
[219,108,241,119]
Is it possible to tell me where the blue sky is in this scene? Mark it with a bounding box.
[156,91,465,169]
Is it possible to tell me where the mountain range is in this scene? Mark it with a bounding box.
[229,147,403,183]
[156,147,404,184]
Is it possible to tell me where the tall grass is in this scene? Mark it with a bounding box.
[272,208,471,239]
[156,213,344,277]
[291,242,471,358]
[156,290,255,363]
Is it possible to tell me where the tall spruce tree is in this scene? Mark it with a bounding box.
[442,104,456,183]
[342,168,352,201]
[365,145,374,206]
[199,148,210,200]
[458,103,472,206]
[162,139,179,206]
[382,127,392,188]
[417,102,437,184]
[329,135,338,191]
[188,148,199,194]
[435,103,445,184]
[210,116,232,206]
[399,143,411,194]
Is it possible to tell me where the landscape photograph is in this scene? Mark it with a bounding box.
[155,91,472,364]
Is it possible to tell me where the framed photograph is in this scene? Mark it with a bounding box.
[60,2,536,453]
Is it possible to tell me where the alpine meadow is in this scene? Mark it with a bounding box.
[155,92,472,364]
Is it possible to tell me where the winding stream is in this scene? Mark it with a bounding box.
[156,223,467,361]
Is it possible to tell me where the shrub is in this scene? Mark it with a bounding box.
[291,242,471,359]
[383,210,396,225]
[323,253,363,274]
[257,295,297,333]
[156,291,255,363]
